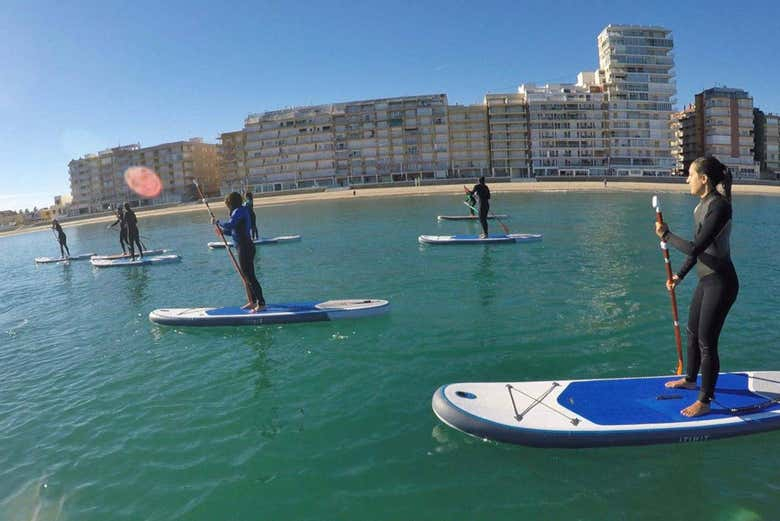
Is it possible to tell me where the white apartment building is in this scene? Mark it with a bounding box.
[596,25,676,176]
[447,104,490,178]
[522,73,610,177]
[239,94,450,193]
[765,114,780,175]
[484,93,531,178]
[69,139,218,215]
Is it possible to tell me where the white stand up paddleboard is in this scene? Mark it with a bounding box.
[90,254,182,267]
[437,214,509,221]
[418,234,542,245]
[35,253,96,264]
[149,299,390,326]
[208,235,302,249]
[91,249,169,261]
[432,372,780,448]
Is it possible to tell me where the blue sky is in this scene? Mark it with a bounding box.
[1,0,778,211]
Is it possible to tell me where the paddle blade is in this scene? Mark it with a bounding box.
[652,195,659,210]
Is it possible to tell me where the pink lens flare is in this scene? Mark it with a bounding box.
[124,166,163,198]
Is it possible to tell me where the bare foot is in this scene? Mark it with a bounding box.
[681,401,710,417]
[665,378,697,390]
[253,303,266,313]
[241,302,254,310]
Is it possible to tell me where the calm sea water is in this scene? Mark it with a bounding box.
[1,190,779,520]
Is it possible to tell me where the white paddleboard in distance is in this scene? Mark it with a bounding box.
[149,299,390,326]
[91,248,169,260]
[90,254,182,267]
[418,233,542,245]
[208,235,302,249]
[437,214,509,221]
[432,371,780,448]
[35,253,96,264]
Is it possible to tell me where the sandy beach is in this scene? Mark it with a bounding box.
[2,180,778,239]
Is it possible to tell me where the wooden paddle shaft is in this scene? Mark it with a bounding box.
[655,207,684,375]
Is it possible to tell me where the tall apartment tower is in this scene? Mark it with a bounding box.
[484,93,531,178]
[597,25,676,176]
[447,104,490,178]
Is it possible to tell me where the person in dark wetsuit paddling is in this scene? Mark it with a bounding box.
[51,219,70,258]
[244,191,259,240]
[655,156,738,418]
[468,177,491,238]
[107,207,128,254]
[213,192,266,312]
[123,203,144,260]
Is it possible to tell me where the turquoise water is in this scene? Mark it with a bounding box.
[1,191,779,520]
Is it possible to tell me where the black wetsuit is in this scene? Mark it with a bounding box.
[53,224,70,257]
[471,182,491,236]
[664,191,739,404]
[124,209,144,259]
[109,211,128,253]
[245,200,259,240]
[219,206,265,306]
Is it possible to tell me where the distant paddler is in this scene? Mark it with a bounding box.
[213,192,266,312]
[465,177,491,238]
[123,203,144,261]
[51,219,70,258]
[107,206,129,255]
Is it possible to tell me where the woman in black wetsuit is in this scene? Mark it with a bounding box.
[123,203,144,260]
[51,219,70,258]
[655,156,738,418]
[468,177,491,238]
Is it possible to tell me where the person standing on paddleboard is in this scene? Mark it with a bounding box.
[213,192,266,312]
[468,177,491,238]
[655,156,738,418]
[51,219,70,258]
[123,203,144,261]
[245,191,259,240]
[107,206,128,254]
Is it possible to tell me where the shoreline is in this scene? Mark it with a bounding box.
[2,180,779,239]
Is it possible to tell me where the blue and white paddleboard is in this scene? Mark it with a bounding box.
[207,235,301,249]
[90,253,182,267]
[91,248,169,260]
[419,233,542,245]
[432,372,780,448]
[437,214,509,221]
[149,299,390,326]
[35,253,96,264]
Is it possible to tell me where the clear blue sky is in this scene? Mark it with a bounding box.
[1,0,778,211]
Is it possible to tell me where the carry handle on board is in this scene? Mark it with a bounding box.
[194,180,253,304]
[463,185,510,235]
[652,195,684,376]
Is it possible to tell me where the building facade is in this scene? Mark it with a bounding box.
[596,25,676,176]
[754,109,780,179]
[69,139,218,214]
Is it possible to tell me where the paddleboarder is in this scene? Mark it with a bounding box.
[213,192,266,312]
[107,207,128,254]
[467,177,491,238]
[51,219,70,258]
[123,203,144,260]
[655,156,738,418]
[245,191,259,240]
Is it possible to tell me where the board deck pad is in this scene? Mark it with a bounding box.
[432,372,780,448]
[91,249,168,260]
